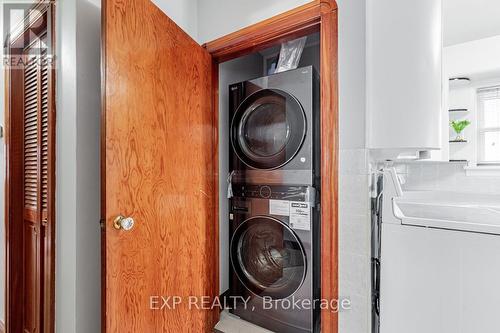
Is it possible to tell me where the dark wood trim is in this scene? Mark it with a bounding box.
[211,59,220,326]
[44,4,57,332]
[5,40,26,333]
[4,2,56,333]
[319,4,339,333]
[3,45,24,333]
[204,1,339,332]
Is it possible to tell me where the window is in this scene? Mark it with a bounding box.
[477,86,500,164]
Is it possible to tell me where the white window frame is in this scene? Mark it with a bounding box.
[477,85,500,165]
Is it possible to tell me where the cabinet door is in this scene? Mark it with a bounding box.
[367,0,442,152]
[102,0,217,331]
[23,34,50,333]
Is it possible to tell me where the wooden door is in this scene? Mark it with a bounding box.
[22,33,52,333]
[6,7,54,330]
[102,0,218,332]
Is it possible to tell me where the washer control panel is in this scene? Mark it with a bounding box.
[232,184,315,203]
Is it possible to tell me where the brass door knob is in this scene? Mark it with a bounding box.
[113,215,135,231]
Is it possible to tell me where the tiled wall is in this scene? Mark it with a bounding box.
[339,149,372,333]
[395,162,500,194]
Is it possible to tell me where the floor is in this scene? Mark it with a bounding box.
[214,310,274,333]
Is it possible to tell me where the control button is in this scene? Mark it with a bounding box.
[259,185,272,198]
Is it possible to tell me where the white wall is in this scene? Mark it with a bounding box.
[198,0,311,43]
[443,0,500,46]
[335,2,371,333]
[152,0,198,40]
[445,35,500,78]
[337,0,367,150]
[56,0,101,332]
[75,1,102,332]
[56,0,78,329]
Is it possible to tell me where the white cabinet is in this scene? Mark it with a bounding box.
[367,0,442,157]
[380,223,500,333]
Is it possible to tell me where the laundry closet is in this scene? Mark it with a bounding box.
[217,32,321,332]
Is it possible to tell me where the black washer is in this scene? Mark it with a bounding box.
[230,216,307,300]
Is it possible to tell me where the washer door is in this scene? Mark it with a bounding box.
[230,216,307,299]
[231,89,306,170]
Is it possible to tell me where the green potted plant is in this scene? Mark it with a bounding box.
[450,120,471,142]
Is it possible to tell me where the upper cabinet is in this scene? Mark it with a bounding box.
[367,0,442,158]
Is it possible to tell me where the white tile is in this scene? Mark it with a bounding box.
[339,175,370,216]
[338,149,371,333]
[339,214,370,256]
[340,149,369,175]
[338,294,371,333]
[403,162,500,194]
[437,164,458,189]
[339,252,371,299]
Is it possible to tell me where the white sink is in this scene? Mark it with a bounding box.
[393,191,500,234]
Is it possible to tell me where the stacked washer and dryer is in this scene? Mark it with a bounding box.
[227,66,321,333]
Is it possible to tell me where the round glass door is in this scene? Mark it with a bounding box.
[231,89,306,170]
[230,216,307,299]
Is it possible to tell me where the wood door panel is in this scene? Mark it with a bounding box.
[103,0,217,331]
[6,6,55,332]
[6,59,26,333]
[24,207,38,222]
[23,222,39,333]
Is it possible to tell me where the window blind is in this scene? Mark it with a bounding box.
[477,85,500,99]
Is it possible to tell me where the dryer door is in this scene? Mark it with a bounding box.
[230,216,306,299]
[231,89,306,170]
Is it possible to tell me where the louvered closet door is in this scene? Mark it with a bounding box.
[23,34,48,333]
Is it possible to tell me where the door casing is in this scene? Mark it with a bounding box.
[204,2,339,332]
